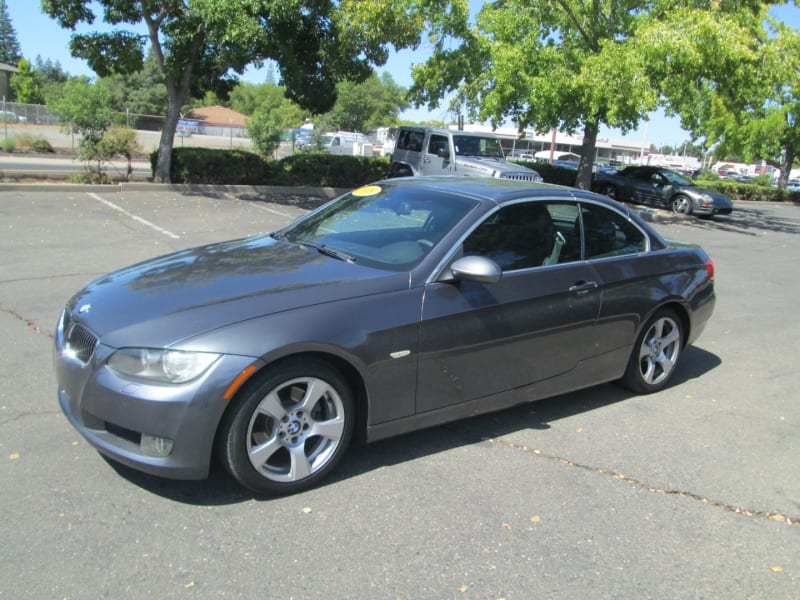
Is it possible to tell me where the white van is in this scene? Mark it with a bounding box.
[320,131,371,155]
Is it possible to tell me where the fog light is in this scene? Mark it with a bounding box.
[141,434,174,457]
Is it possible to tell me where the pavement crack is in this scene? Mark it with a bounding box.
[487,436,799,528]
[0,305,54,339]
[0,272,99,285]
[0,409,61,426]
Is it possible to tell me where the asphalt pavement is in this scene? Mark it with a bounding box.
[0,186,798,599]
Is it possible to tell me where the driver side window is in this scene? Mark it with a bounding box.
[463,202,580,271]
[427,134,449,157]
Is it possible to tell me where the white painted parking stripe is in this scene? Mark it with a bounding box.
[88,192,180,239]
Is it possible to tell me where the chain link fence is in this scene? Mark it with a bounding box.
[0,101,260,153]
[0,101,250,137]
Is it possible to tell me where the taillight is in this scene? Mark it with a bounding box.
[705,258,715,279]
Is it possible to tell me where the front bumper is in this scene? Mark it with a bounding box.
[55,319,260,480]
[694,197,733,216]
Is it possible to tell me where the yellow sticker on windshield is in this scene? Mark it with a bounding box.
[352,185,382,197]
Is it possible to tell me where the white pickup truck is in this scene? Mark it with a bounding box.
[388,126,542,182]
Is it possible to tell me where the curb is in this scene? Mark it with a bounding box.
[0,180,351,198]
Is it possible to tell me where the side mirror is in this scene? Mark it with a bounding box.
[437,146,450,159]
[449,255,502,284]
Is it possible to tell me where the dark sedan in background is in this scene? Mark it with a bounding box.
[593,166,733,217]
[55,177,716,495]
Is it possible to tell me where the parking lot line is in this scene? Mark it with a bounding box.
[88,192,180,239]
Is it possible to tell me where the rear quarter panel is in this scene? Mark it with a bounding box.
[588,247,714,357]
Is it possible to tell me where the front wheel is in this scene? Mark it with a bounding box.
[218,358,354,496]
[621,309,684,394]
[671,195,693,215]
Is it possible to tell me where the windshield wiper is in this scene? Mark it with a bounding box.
[295,241,356,263]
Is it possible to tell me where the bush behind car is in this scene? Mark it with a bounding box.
[151,147,389,188]
[693,176,800,203]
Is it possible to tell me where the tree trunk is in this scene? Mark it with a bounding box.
[778,140,795,189]
[575,119,598,190]
[155,92,183,183]
[148,21,204,184]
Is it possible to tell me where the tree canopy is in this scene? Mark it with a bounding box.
[9,58,44,104]
[695,18,800,187]
[0,0,21,66]
[408,0,768,188]
[325,72,409,133]
[42,0,434,181]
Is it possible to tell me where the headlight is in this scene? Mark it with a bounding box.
[107,348,221,383]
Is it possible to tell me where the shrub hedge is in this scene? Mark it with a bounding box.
[693,178,800,203]
[151,147,799,203]
[151,147,389,188]
[511,160,578,187]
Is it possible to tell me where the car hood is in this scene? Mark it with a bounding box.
[66,234,410,349]
[458,156,541,178]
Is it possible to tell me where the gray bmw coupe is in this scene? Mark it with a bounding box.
[55,177,716,495]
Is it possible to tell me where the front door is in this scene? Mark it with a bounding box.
[415,200,602,413]
[421,133,454,176]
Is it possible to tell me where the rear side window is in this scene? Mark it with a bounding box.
[578,205,646,259]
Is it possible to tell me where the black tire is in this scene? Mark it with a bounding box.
[671,195,693,215]
[388,163,413,178]
[601,184,617,200]
[621,308,684,394]
[218,358,354,496]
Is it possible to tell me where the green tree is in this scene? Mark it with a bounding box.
[326,72,409,132]
[229,82,263,117]
[50,77,120,145]
[408,0,765,189]
[9,58,44,104]
[33,56,71,103]
[0,0,21,65]
[42,0,432,182]
[696,20,800,188]
[246,83,305,157]
[98,51,167,117]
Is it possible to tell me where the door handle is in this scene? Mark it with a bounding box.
[569,281,599,294]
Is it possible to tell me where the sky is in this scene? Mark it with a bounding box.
[5,1,799,148]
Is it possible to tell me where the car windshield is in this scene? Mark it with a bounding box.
[661,170,692,186]
[278,184,479,271]
[452,135,505,158]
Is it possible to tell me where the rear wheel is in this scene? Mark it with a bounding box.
[218,358,354,496]
[621,308,683,394]
[671,195,693,215]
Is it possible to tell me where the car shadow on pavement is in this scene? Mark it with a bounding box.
[644,203,800,237]
[104,345,721,505]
